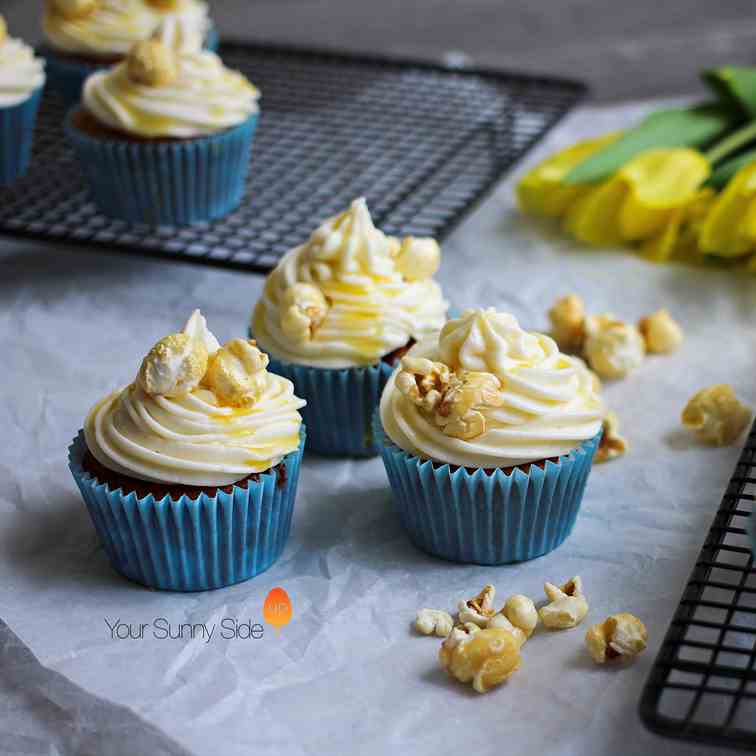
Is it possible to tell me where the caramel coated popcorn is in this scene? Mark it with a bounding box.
[394,237,441,281]
[594,411,628,464]
[539,576,589,630]
[280,283,329,343]
[439,626,522,693]
[548,294,586,353]
[585,613,647,664]
[138,333,208,398]
[127,40,178,87]
[457,584,497,627]
[638,309,683,354]
[204,339,269,407]
[682,384,752,446]
[583,315,645,380]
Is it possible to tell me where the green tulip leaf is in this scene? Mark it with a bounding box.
[706,148,756,189]
[563,103,738,185]
[703,67,756,119]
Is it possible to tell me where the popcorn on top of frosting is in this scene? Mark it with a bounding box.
[44,0,210,59]
[84,310,306,486]
[0,17,46,107]
[253,198,448,368]
[82,43,259,137]
[380,308,604,468]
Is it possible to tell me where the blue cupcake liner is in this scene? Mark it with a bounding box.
[65,109,258,226]
[373,410,601,565]
[265,353,395,457]
[43,27,221,105]
[68,426,305,591]
[0,87,43,186]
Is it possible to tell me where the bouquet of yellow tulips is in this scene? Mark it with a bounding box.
[516,67,756,271]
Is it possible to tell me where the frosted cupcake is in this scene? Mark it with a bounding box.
[253,198,449,456]
[0,15,46,185]
[376,308,604,564]
[42,0,217,103]
[65,39,260,225]
[68,310,306,591]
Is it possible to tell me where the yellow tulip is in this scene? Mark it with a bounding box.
[563,149,711,247]
[640,188,715,263]
[516,133,621,219]
[700,162,756,258]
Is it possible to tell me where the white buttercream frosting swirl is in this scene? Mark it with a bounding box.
[82,48,259,137]
[84,311,306,486]
[43,0,211,59]
[0,34,46,107]
[380,308,604,468]
[253,198,449,368]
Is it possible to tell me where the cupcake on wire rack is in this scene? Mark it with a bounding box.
[0,14,46,185]
[42,0,218,103]
[68,310,307,591]
[375,307,604,565]
[252,197,449,456]
[66,37,260,225]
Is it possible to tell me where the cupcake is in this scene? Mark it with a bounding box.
[42,0,218,104]
[252,197,449,456]
[65,39,260,225]
[0,15,46,185]
[68,310,307,591]
[376,308,604,564]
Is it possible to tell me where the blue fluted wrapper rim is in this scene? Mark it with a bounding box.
[68,426,305,591]
[42,27,220,105]
[265,354,395,457]
[65,108,258,226]
[373,410,601,565]
[0,86,43,186]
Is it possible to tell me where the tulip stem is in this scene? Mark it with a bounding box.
[706,120,756,164]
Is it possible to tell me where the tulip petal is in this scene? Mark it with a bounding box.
[563,177,626,246]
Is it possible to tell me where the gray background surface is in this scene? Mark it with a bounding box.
[3,0,756,101]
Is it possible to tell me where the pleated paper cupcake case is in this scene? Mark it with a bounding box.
[373,411,601,565]
[266,355,394,456]
[0,87,43,186]
[64,110,258,225]
[68,427,305,591]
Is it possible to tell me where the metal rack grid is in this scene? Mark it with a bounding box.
[640,419,756,750]
[0,41,585,273]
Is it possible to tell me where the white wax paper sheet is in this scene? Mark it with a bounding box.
[1,98,752,756]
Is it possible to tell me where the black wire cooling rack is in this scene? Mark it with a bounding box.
[0,41,585,273]
[640,419,756,751]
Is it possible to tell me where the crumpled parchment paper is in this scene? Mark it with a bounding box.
[1,98,751,756]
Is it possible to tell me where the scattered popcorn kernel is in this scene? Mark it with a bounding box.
[127,40,178,87]
[487,612,527,648]
[548,294,586,352]
[682,384,752,446]
[439,627,521,693]
[585,613,648,664]
[395,237,441,281]
[204,339,269,407]
[584,315,645,380]
[594,411,628,464]
[503,594,539,638]
[137,333,208,398]
[638,309,683,354]
[50,0,98,20]
[415,609,454,638]
[540,576,589,630]
[280,283,329,343]
[457,584,497,627]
